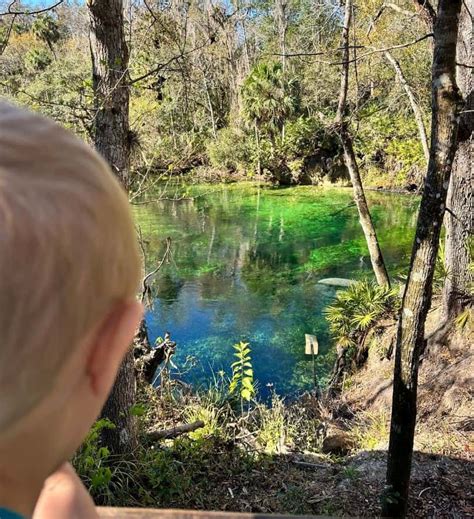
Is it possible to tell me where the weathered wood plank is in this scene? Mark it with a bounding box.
[97,508,328,519]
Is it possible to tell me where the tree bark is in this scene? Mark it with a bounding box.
[383,50,430,163]
[100,350,138,454]
[383,2,463,517]
[88,0,131,187]
[442,0,473,320]
[87,0,138,455]
[275,0,288,72]
[335,0,391,287]
[412,0,436,31]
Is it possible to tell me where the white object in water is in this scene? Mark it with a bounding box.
[318,278,355,287]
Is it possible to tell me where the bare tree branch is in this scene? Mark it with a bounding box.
[265,35,433,66]
[385,2,417,17]
[129,40,212,85]
[0,0,63,16]
[332,33,433,65]
[412,0,437,30]
[383,50,430,162]
[141,236,172,304]
[0,12,16,55]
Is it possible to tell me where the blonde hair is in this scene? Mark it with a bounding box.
[0,102,141,432]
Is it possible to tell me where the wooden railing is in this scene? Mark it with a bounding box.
[97,508,327,518]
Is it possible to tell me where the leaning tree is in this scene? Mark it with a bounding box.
[335,0,391,287]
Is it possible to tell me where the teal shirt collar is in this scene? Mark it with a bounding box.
[0,508,24,519]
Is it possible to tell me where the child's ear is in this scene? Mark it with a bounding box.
[86,300,143,398]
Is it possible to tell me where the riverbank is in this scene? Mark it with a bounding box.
[156,166,421,195]
[75,302,472,517]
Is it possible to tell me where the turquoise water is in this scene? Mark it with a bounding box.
[134,183,418,397]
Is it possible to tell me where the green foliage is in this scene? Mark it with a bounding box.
[73,419,115,495]
[32,14,61,49]
[242,61,300,137]
[282,116,337,159]
[455,308,472,331]
[0,1,433,188]
[184,390,225,440]
[229,341,255,407]
[357,109,426,186]
[350,409,389,451]
[256,393,286,454]
[130,403,148,417]
[341,465,360,480]
[433,242,450,292]
[325,280,399,349]
[206,126,251,172]
[25,48,52,71]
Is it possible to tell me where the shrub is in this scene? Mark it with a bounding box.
[356,109,427,186]
[25,48,52,71]
[325,280,399,350]
[206,126,251,172]
[282,116,338,160]
[350,409,390,451]
[73,419,115,498]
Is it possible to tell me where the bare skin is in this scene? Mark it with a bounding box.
[0,300,143,518]
[33,463,98,519]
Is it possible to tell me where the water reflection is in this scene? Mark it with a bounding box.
[135,184,418,397]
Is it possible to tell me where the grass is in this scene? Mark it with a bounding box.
[341,465,360,480]
[350,409,390,451]
[256,394,287,454]
[74,375,330,509]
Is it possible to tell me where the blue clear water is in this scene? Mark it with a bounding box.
[134,183,418,397]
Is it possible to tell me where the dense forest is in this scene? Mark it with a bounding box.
[1,0,432,188]
[1,0,472,518]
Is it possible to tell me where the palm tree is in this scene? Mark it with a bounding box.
[242,61,299,142]
[242,61,300,176]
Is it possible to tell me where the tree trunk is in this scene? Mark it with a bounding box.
[383,50,430,163]
[88,0,131,187]
[255,119,262,176]
[88,0,138,455]
[442,0,473,320]
[100,351,137,453]
[335,0,391,287]
[204,75,217,138]
[412,0,436,31]
[382,2,463,517]
[275,0,288,72]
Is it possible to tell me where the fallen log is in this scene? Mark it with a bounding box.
[135,332,177,384]
[148,420,205,441]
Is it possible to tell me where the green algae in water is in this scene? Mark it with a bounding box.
[134,183,418,397]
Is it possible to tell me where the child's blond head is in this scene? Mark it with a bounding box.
[0,102,141,433]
